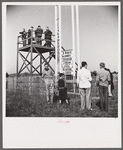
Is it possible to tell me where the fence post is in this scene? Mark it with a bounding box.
[29,76,31,95]
[15,77,16,92]
[73,76,76,93]
[6,78,8,89]
[13,77,14,91]
[29,76,32,95]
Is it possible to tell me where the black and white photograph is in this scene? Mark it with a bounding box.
[2,2,121,148]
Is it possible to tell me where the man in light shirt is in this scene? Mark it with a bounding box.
[42,63,55,104]
[77,61,92,111]
[96,62,111,112]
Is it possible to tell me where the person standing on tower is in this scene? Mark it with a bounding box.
[27,29,31,45]
[44,26,52,47]
[19,28,27,47]
[44,26,55,59]
[35,25,43,45]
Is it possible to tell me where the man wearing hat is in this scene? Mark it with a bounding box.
[42,63,55,104]
[96,62,111,112]
[35,25,43,45]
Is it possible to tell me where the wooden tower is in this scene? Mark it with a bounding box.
[16,28,55,76]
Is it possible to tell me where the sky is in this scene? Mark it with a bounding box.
[5,4,119,74]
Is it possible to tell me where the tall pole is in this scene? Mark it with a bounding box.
[59,5,62,73]
[30,29,33,76]
[76,5,80,70]
[71,5,75,77]
[55,5,58,76]
[29,28,33,95]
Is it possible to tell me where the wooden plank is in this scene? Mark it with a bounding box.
[66,80,77,83]
[68,92,79,95]
[19,44,55,54]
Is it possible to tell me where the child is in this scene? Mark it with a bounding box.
[58,73,69,104]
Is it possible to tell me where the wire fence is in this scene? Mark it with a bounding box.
[6,76,100,99]
[6,76,118,117]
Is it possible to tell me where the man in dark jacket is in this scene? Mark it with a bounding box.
[19,28,27,47]
[28,29,31,45]
[35,26,43,45]
[105,68,114,97]
[44,26,52,47]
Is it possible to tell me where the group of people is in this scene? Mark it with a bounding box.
[42,63,69,105]
[77,61,113,112]
[19,26,52,47]
[42,61,114,112]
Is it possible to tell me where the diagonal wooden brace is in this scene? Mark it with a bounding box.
[19,52,39,74]
[33,47,55,73]
[19,48,31,73]
[19,52,30,73]
[19,52,40,75]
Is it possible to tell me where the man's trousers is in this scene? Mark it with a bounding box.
[44,78,54,103]
[99,85,108,111]
[79,88,91,110]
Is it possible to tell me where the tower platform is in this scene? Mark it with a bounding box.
[17,27,56,77]
[19,44,55,54]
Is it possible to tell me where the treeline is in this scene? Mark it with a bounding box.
[6,71,118,78]
[6,72,41,77]
[91,70,118,77]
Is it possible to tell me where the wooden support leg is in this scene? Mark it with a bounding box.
[40,55,42,76]
[30,47,33,76]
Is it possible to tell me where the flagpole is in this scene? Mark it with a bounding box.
[76,5,80,70]
[59,5,62,73]
[71,5,75,77]
[55,5,58,77]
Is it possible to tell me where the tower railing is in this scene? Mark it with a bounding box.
[17,30,55,49]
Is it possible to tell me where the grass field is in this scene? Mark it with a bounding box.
[6,76,118,117]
